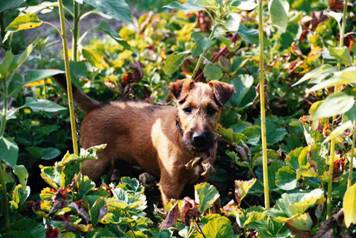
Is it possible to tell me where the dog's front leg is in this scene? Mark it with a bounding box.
[158,169,186,205]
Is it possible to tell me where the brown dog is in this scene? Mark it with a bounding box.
[54,75,234,204]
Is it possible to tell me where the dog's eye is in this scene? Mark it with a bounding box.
[206,106,217,116]
[183,107,192,113]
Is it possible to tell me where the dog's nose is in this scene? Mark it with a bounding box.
[192,131,213,150]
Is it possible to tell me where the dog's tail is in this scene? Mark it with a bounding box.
[53,74,101,112]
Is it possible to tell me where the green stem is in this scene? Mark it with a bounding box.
[0,81,8,138]
[347,121,355,188]
[326,0,348,218]
[0,162,10,231]
[72,1,80,61]
[258,0,270,209]
[58,0,79,155]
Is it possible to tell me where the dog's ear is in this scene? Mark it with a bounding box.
[208,80,235,106]
[169,79,194,101]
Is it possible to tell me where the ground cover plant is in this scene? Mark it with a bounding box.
[0,0,355,237]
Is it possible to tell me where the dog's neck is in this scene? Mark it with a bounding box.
[175,114,184,137]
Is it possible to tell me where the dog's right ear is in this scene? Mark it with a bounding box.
[169,79,194,101]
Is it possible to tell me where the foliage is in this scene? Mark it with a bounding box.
[0,0,355,237]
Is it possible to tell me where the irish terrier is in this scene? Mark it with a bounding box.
[54,75,234,204]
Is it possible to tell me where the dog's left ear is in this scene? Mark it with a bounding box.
[169,79,194,101]
[208,80,235,106]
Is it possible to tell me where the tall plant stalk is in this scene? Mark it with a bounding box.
[0,162,9,231]
[326,0,348,217]
[72,1,80,61]
[258,0,270,209]
[348,121,355,188]
[58,0,79,155]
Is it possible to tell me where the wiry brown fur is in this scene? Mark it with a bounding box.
[54,75,234,204]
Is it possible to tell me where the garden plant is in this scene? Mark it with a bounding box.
[0,0,355,237]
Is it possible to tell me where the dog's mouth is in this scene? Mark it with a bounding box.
[183,132,216,154]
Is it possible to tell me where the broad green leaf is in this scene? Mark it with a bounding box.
[40,165,60,189]
[237,24,259,45]
[0,0,25,12]
[163,53,187,76]
[96,21,131,49]
[338,66,356,82]
[292,64,336,86]
[191,32,212,57]
[25,97,66,113]
[323,120,353,144]
[10,184,30,209]
[90,198,106,226]
[203,64,223,81]
[195,182,220,213]
[0,137,19,167]
[164,1,205,11]
[6,13,43,32]
[82,0,132,22]
[201,215,234,238]
[234,178,256,204]
[0,51,15,80]
[329,46,352,66]
[343,184,356,228]
[232,0,257,10]
[310,92,354,120]
[230,74,255,108]
[276,166,297,191]
[225,13,241,32]
[26,146,61,160]
[306,74,356,93]
[24,69,64,85]
[19,1,57,14]
[13,165,28,186]
[268,0,289,33]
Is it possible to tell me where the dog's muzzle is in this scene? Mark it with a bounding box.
[191,131,215,152]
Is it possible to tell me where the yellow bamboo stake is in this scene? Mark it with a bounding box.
[258,0,270,209]
[58,0,79,155]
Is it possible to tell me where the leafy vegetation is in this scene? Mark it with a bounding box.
[0,0,355,237]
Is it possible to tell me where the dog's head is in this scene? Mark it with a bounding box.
[169,79,235,153]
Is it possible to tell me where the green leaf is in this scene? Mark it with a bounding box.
[164,1,205,11]
[0,0,25,12]
[310,92,354,120]
[0,51,15,80]
[292,64,336,87]
[96,21,131,49]
[6,13,43,32]
[203,64,223,81]
[343,183,356,228]
[224,13,241,32]
[201,215,234,238]
[306,75,356,93]
[0,137,19,167]
[275,166,297,191]
[13,165,28,186]
[19,1,57,14]
[25,97,66,113]
[329,46,352,66]
[90,198,106,226]
[192,32,212,57]
[268,0,289,33]
[24,69,64,85]
[237,24,259,45]
[234,178,256,204]
[26,146,61,160]
[10,184,30,209]
[82,0,132,22]
[230,74,255,108]
[163,53,187,76]
[195,182,220,213]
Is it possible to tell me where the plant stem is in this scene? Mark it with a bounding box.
[326,0,348,218]
[347,121,355,188]
[72,1,80,61]
[258,0,270,209]
[0,81,8,138]
[58,0,79,155]
[0,162,10,231]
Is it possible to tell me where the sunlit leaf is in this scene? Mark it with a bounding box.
[163,53,187,76]
[195,182,220,213]
[310,92,354,120]
[19,1,57,14]
[164,1,205,11]
[343,184,356,228]
[292,64,336,87]
[329,46,352,66]
[276,166,297,191]
[224,13,241,32]
[25,97,66,113]
[13,165,29,186]
[201,215,234,238]
[234,178,256,204]
[6,13,43,32]
[268,0,289,32]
